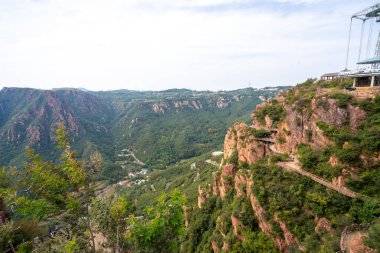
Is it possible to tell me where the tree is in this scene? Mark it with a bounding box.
[1,123,100,252]
[92,196,132,252]
[126,189,187,253]
[364,219,380,251]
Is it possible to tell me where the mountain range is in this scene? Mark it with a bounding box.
[0,86,288,175]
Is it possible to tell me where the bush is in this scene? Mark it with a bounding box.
[255,100,286,127]
[335,147,360,164]
[250,129,272,138]
[269,154,289,164]
[328,93,353,108]
[306,130,313,142]
[364,219,380,251]
[229,148,238,166]
[283,128,291,136]
[277,137,286,144]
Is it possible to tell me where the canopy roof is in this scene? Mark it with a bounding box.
[357,56,380,65]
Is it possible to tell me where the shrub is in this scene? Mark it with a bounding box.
[250,129,272,138]
[229,148,238,166]
[306,130,313,142]
[255,100,286,127]
[328,93,353,108]
[283,128,291,136]
[269,154,289,164]
[277,137,286,144]
[335,147,360,164]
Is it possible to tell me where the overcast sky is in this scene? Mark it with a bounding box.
[0,0,379,91]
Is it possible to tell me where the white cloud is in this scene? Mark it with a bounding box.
[0,0,377,90]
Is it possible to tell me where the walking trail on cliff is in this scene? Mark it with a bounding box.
[269,144,361,199]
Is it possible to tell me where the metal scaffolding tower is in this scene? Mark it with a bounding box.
[346,3,380,70]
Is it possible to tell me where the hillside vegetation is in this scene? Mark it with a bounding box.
[0,87,287,178]
[1,79,380,252]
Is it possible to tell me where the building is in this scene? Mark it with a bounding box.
[320,72,340,81]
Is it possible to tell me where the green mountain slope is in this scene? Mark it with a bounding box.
[0,86,289,174]
[116,79,380,252]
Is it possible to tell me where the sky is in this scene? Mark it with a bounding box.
[0,0,379,91]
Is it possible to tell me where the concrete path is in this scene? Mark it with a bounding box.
[269,144,359,199]
[277,160,359,199]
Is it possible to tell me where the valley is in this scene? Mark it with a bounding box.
[1,79,380,252]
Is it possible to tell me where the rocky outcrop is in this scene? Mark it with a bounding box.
[152,102,169,113]
[231,214,244,241]
[203,87,372,253]
[340,224,374,253]
[274,214,302,251]
[329,155,340,166]
[234,170,253,197]
[274,95,366,154]
[216,98,229,108]
[314,217,332,234]
[218,165,237,199]
[197,185,211,208]
[224,122,270,165]
[332,169,350,188]
[222,241,229,251]
[0,88,112,152]
[211,241,219,253]
[150,95,251,113]
[249,194,287,251]
[212,172,220,196]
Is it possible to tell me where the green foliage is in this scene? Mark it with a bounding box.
[355,199,380,223]
[268,153,289,164]
[126,190,187,253]
[306,129,313,142]
[277,136,286,144]
[335,147,360,164]
[364,219,380,251]
[328,93,353,108]
[283,128,291,136]
[1,125,98,252]
[285,78,317,105]
[92,196,132,251]
[250,128,272,138]
[255,100,286,127]
[234,231,279,253]
[0,222,13,252]
[318,77,353,89]
[297,144,323,169]
[229,148,239,166]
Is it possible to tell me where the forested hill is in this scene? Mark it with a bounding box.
[0,86,289,170]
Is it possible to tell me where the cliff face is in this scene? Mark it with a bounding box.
[210,167,302,252]
[1,86,287,167]
[224,122,270,165]
[0,88,114,164]
[258,95,367,154]
[198,82,380,252]
[150,96,243,113]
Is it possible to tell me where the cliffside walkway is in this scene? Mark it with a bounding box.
[270,145,360,199]
[277,160,359,199]
[253,137,275,143]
